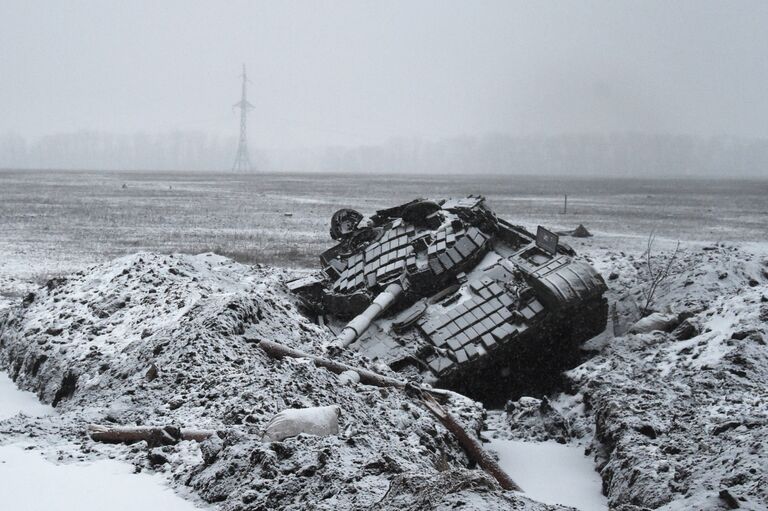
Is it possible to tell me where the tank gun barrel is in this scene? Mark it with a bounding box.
[331,282,404,350]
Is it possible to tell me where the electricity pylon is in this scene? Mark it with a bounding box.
[232,64,254,172]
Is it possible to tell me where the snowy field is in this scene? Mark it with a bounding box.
[0,169,765,288]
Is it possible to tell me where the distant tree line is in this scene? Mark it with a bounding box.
[0,131,236,172]
[1,130,766,177]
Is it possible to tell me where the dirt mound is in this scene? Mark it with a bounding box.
[0,252,558,510]
[485,243,768,509]
[6,244,764,509]
[562,245,768,509]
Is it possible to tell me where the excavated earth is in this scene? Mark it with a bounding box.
[0,252,561,511]
[1,242,767,511]
[573,243,768,511]
[489,241,768,511]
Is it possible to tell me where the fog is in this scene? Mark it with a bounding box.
[1,0,767,175]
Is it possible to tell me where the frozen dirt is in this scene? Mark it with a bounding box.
[0,239,766,510]
[0,252,561,510]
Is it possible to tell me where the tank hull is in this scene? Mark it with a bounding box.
[288,196,609,404]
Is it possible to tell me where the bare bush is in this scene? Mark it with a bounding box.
[639,231,680,317]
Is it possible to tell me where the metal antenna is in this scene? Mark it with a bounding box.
[232,64,255,172]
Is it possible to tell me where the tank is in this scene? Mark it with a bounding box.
[288,196,608,405]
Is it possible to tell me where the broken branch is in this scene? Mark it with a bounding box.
[258,339,450,395]
[87,424,215,445]
[420,393,522,492]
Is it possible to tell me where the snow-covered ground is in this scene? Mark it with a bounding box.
[0,253,561,510]
[0,368,607,511]
[0,231,765,509]
[489,439,607,511]
[0,369,206,511]
[0,372,54,420]
[0,443,204,511]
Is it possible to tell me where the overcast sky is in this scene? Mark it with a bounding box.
[1,0,767,148]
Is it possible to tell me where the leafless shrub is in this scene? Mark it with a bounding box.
[639,230,680,317]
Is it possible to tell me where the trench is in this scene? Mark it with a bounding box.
[470,298,610,511]
[487,438,608,511]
